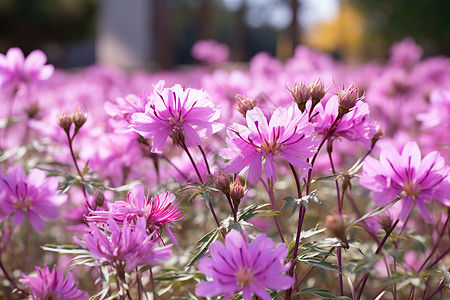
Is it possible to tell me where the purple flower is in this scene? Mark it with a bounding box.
[0,48,54,90]
[220,106,317,185]
[86,186,183,245]
[191,39,230,64]
[131,82,223,153]
[360,142,450,222]
[19,264,88,300]
[0,165,66,232]
[83,217,172,271]
[313,96,379,148]
[195,230,294,300]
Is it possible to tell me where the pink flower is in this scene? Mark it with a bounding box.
[131,82,223,153]
[86,186,183,245]
[360,142,450,222]
[220,106,317,185]
[104,93,148,132]
[195,230,294,300]
[0,48,54,90]
[83,217,172,271]
[19,264,88,300]
[0,165,66,232]
[191,39,230,64]
[313,96,379,148]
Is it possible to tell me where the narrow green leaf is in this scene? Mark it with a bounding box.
[187,227,222,267]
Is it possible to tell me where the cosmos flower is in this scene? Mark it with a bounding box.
[360,141,450,222]
[0,164,66,232]
[83,217,172,272]
[131,82,223,153]
[19,264,88,300]
[220,105,317,185]
[0,48,54,90]
[313,96,379,148]
[85,186,183,245]
[195,230,294,300]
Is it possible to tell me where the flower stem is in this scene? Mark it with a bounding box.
[180,143,203,184]
[327,140,344,295]
[181,142,222,229]
[417,212,449,273]
[356,219,400,300]
[64,130,87,198]
[149,268,155,300]
[226,193,237,222]
[0,255,28,296]
[266,178,285,243]
[198,145,212,176]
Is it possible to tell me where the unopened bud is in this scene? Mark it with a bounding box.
[214,170,231,194]
[325,213,349,248]
[58,112,73,132]
[171,126,185,147]
[371,126,384,148]
[94,190,105,207]
[338,83,362,116]
[25,103,40,119]
[230,178,246,210]
[378,214,393,233]
[289,82,310,112]
[309,79,327,104]
[233,94,259,117]
[73,108,88,128]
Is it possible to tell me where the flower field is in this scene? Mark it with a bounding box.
[0,39,449,299]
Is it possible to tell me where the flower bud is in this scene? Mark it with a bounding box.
[58,112,73,132]
[233,94,259,117]
[214,170,231,195]
[170,126,185,147]
[378,214,393,233]
[73,108,88,128]
[289,82,310,112]
[325,213,349,248]
[94,190,105,207]
[230,178,246,210]
[371,125,384,148]
[338,83,362,116]
[309,79,327,103]
[25,103,40,119]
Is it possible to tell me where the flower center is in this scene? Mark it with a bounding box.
[14,197,31,210]
[403,180,421,197]
[235,267,254,288]
[260,140,283,155]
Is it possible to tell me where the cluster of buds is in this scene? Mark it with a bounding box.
[58,108,88,137]
[289,79,328,113]
[214,171,247,221]
[337,83,364,116]
[233,94,259,117]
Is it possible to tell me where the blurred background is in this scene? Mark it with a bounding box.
[0,0,449,69]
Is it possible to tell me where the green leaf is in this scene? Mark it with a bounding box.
[104,180,141,192]
[281,190,319,217]
[187,227,222,267]
[81,160,90,176]
[298,257,340,273]
[237,203,272,222]
[41,244,89,255]
[351,200,397,226]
